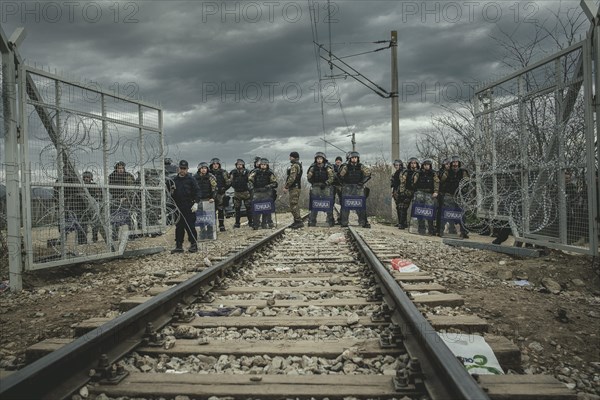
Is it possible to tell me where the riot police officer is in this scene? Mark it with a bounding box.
[230,159,252,228]
[194,162,218,239]
[108,161,135,242]
[339,151,371,228]
[436,158,451,235]
[284,151,303,229]
[397,157,419,229]
[168,160,202,253]
[307,152,335,227]
[390,159,404,228]
[209,158,231,232]
[248,158,277,229]
[440,155,470,238]
[332,156,344,223]
[413,159,439,235]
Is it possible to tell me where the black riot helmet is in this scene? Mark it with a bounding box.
[210,157,221,167]
[235,159,245,167]
[198,162,209,172]
[349,151,360,162]
[451,155,462,168]
[164,157,173,166]
[421,159,433,169]
[260,158,269,166]
[114,161,126,170]
[254,156,261,168]
[407,157,420,169]
[314,151,326,162]
[82,171,93,180]
[393,159,404,169]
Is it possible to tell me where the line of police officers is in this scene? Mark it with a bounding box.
[391,155,469,237]
[166,150,373,253]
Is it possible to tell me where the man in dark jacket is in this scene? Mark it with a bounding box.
[108,161,135,242]
[168,160,201,253]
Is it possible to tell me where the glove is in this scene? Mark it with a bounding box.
[320,183,326,189]
[191,202,198,212]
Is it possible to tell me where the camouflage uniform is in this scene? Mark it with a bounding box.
[286,152,303,228]
[339,152,371,228]
[209,158,231,231]
[248,159,277,229]
[230,159,252,228]
[307,152,335,226]
[412,159,440,235]
[439,156,470,237]
[397,157,420,229]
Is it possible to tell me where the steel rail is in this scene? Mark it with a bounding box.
[348,227,491,400]
[0,224,290,400]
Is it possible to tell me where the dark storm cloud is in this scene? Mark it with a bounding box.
[1,0,591,165]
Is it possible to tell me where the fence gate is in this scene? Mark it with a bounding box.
[2,27,165,290]
[472,33,598,255]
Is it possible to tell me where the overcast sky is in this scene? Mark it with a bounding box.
[1,0,594,171]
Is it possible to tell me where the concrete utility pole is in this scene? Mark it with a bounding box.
[391,31,399,161]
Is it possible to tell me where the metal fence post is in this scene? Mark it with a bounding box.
[1,27,26,291]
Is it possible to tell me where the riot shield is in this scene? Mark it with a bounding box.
[440,194,463,238]
[196,200,216,240]
[309,185,334,211]
[252,189,275,215]
[341,184,366,211]
[409,191,436,235]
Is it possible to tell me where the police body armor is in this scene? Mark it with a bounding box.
[211,168,228,191]
[344,163,363,184]
[195,174,213,200]
[231,169,249,192]
[416,170,435,193]
[444,169,465,195]
[253,170,274,191]
[310,163,329,184]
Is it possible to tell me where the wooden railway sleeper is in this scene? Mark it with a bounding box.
[172,303,195,323]
[90,354,129,385]
[141,322,166,347]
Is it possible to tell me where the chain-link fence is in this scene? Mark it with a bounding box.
[470,39,598,255]
[20,67,165,270]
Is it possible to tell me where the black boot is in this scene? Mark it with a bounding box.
[171,243,184,254]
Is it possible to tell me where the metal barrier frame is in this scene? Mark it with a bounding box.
[2,26,165,290]
[474,35,598,255]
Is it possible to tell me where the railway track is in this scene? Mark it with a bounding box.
[0,219,576,399]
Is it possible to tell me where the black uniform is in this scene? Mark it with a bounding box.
[169,172,201,250]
